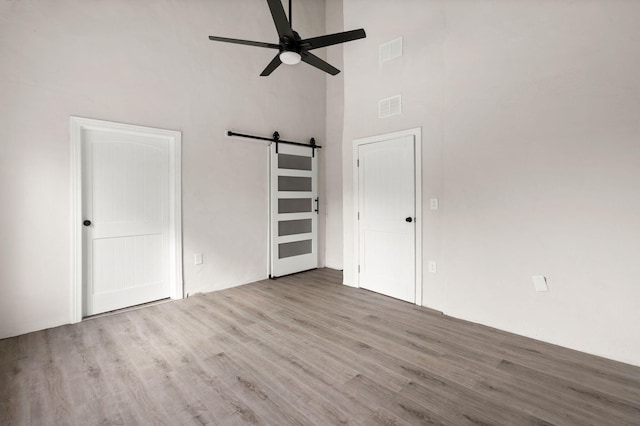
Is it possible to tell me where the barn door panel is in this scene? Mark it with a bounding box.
[270,143,318,277]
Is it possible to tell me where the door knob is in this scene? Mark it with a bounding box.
[405,217,413,223]
[83,220,92,226]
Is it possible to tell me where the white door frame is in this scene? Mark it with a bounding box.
[352,127,422,306]
[70,116,183,323]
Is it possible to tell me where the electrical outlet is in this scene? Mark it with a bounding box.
[194,253,203,265]
[428,261,437,273]
[430,198,439,210]
[532,275,548,292]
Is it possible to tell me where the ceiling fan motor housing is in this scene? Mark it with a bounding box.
[280,31,301,53]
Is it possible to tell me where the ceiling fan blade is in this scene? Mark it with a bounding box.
[260,54,283,76]
[300,52,340,75]
[266,0,293,38]
[300,28,366,50]
[208,35,279,49]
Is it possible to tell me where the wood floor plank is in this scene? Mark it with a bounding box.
[248,290,484,390]
[496,359,640,425]
[213,320,372,424]
[342,373,451,425]
[473,372,630,426]
[0,334,30,425]
[1,268,639,425]
[362,406,414,426]
[87,315,169,425]
[133,303,262,425]
[47,323,118,425]
[243,281,615,424]
[226,292,412,393]
[355,309,640,407]
[25,331,50,424]
[215,333,355,425]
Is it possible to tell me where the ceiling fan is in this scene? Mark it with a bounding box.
[208,0,366,76]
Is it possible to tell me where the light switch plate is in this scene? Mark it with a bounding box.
[195,253,203,265]
[532,275,548,292]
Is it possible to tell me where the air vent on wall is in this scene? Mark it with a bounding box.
[379,95,402,118]
[379,37,403,63]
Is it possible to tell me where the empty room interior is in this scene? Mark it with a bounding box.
[1,0,640,424]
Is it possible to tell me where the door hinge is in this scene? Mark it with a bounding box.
[358,265,360,273]
[357,212,360,220]
[357,158,360,167]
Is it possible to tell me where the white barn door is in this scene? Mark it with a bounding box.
[73,118,182,318]
[270,143,318,278]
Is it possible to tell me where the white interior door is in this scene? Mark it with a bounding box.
[82,129,171,316]
[270,143,318,278]
[357,135,416,302]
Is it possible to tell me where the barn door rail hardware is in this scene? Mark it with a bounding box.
[227,130,321,157]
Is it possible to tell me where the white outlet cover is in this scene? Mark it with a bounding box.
[195,253,203,265]
[532,275,548,292]
[430,198,439,210]
[428,261,437,273]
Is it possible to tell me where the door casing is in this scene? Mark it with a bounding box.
[70,116,183,323]
[352,127,422,306]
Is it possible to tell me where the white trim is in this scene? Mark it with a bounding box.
[277,191,314,199]
[352,127,423,306]
[277,212,315,221]
[70,116,183,323]
[276,233,314,244]
[277,169,313,178]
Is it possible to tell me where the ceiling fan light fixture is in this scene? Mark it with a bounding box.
[279,50,301,65]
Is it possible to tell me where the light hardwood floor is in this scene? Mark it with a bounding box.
[1,268,639,425]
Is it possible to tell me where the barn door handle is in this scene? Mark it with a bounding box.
[314,198,319,214]
[405,217,413,223]
[83,220,92,226]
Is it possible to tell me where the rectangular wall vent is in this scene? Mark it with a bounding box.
[379,94,402,118]
[379,37,403,63]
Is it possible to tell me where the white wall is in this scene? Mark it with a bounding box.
[323,0,345,269]
[342,0,640,366]
[0,0,326,338]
